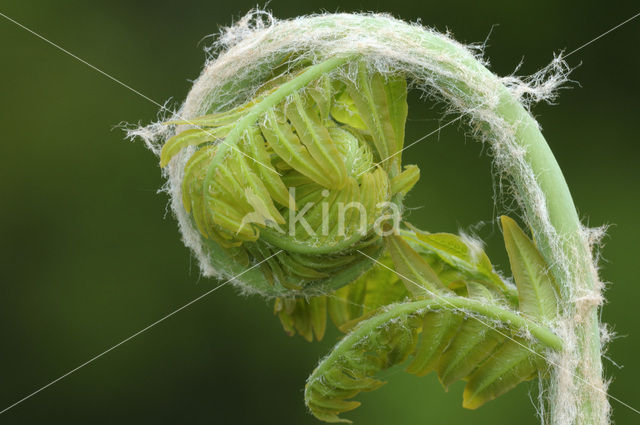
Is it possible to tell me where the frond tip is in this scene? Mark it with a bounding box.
[304,297,558,422]
[304,222,562,422]
[159,56,419,296]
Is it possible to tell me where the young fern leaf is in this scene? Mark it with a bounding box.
[463,338,545,409]
[305,224,561,422]
[274,254,411,340]
[387,234,452,296]
[403,228,517,300]
[404,309,462,377]
[274,296,328,341]
[501,215,559,320]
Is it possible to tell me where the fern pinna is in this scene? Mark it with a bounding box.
[135,11,608,425]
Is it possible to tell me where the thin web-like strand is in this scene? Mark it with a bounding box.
[0,13,279,176]
[0,251,283,416]
[564,11,640,58]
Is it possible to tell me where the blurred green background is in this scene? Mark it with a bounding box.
[1,1,638,424]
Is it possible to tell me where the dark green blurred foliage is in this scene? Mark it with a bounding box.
[1,1,638,424]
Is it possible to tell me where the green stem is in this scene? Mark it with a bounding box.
[260,228,368,255]
[314,297,563,377]
[492,90,605,423]
[394,23,606,422]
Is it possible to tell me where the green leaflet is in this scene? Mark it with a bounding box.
[346,63,408,174]
[404,229,513,297]
[436,280,505,388]
[437,318,505,389]
[389,164,420,195]
[329,127,374,177]
[359,168,390,227]
[279,253,329,280]
[305,224,562,422]
[405,310,461,376]
[306,74,333,121]
[501,216,559,320]
[260,108,335,188]
[275,254,410,340]
[308,297,329,340]
[274,297,327,342]
[285,91,348,188]
[463,338,542,409]
[330,87,368,132]
[242,128,291,207]
[160,126,231,167]
[387,234,451,296]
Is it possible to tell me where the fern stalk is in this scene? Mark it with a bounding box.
[493,85,607,425]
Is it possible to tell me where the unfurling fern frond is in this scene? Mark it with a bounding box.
[135,12,607,425]
[304,217,561,422]
[155,56,564,420]
[159,58,419,296]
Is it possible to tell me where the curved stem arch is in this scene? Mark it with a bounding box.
[171,12,607,425]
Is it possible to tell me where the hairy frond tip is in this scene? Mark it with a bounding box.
[125,122,169,156]
[458,230,486,265]
[133,26,420,297]
[216,8,276,51]
[501,53,573,108]
[125,98,178,156]
[129,11,573,292]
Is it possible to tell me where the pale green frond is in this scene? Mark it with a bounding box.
[387,234,451,296]
[390,164,420,195]
[463,339,542,409]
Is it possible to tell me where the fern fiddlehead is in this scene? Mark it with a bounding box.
[133,11,609,425]
[159,57,416,296]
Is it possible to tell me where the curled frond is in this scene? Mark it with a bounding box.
[159,58,418,296]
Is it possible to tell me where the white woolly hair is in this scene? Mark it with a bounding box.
[129,10,609,425]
